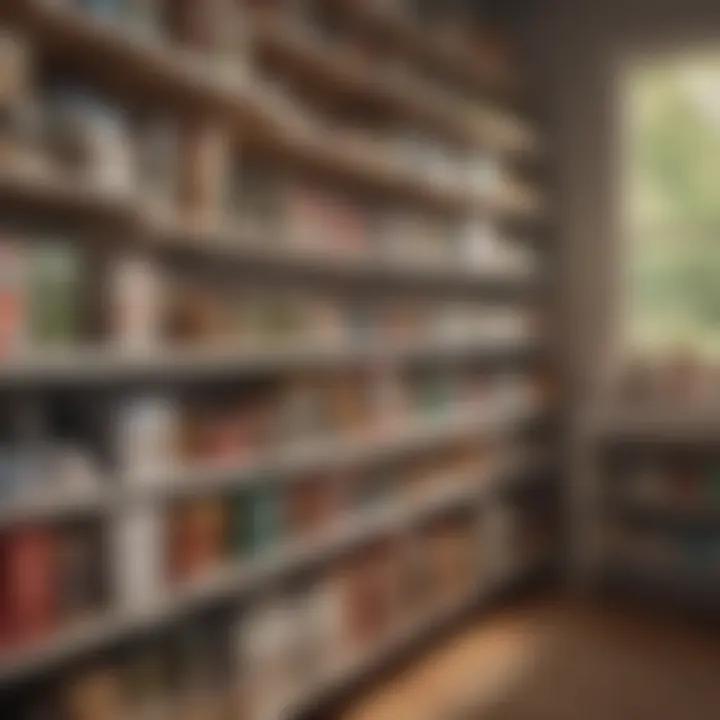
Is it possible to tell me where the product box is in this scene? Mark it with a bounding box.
[0,29,41,173]
[286,472,342,539]
[306,295,346,345]
[344,299,376,344]
[126,0,165,36]
[115,395,177,481]
[324,370,372,439]
[167,497,228,585]
[236,601,297,720]
[435,519,475,603]
[276,377,326,448]
[0,238,27,359]
[177,122,231,228]
[342,546,394,653]
[111,505,163,610]
[57,520,105,623]
[282,182,325,251]
[0,28,31,115]
[302,575,347,680]
[28,242,84,350]
[228,490,248,559]
[325,195,368,257]
[133,115,179,218]
[44,86,134,192]
[455,219,501,268]
[178,399,267,467]
[2,524,58,649]
[163,280,231,347]
[375,366,410,433]
[73,0,126,21]
[233,161,284,233]
[0,531,9,652]
[280,589,317,697]
[42,443,100,497]
[251,294,305,346]
[110,253,159,352]
[245,484,283,557]
[0,448,18,505]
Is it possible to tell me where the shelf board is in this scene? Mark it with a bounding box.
[0,450,546,687]
[0,488,112,529]
[249,98,542,216]
[326,0,518,100]
[0,334,539,388]
[252,16,540,156]
[155,217,542,295]
[0,168,139,226]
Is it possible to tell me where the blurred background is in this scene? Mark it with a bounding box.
[1,0,720,719]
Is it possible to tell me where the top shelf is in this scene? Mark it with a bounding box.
[251,15,540,157]
[9,2,542,216]
[324,0,518,100]
[10,1,253,115]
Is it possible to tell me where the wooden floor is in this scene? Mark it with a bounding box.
[342,595,720,720]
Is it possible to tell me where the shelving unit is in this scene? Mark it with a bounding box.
[0,1,555,717]
[589,403,720,605]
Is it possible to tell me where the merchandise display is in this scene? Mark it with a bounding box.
[0,2,550,718]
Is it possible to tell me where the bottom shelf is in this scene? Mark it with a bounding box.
[0,551,553,717]
[1,451,546,688]
[289,553,554,720]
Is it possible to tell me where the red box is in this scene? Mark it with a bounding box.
[3,524,58,649]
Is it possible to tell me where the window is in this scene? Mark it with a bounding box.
[623,56,720,358]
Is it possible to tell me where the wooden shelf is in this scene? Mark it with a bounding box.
[252,16,540,156]
[0,334,538,388]
[148,214,544,294]
[247,95,543,215]
[0,488,113,530]
[0,168,138,226]
[326,0,518,100]
[0,450,546,687]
